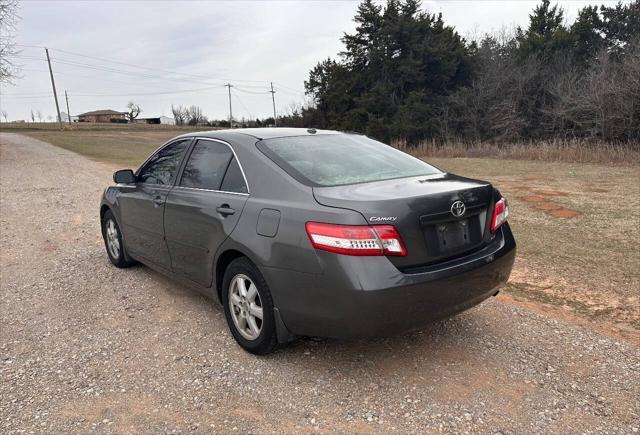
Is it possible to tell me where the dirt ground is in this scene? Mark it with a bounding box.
[1,133,639,434]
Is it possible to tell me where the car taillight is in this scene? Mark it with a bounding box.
[305,222,406,256]
[490,198,509,234]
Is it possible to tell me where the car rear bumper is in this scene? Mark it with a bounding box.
[262,223,516,340]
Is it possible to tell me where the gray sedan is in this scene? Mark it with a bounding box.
[100,128,515,354]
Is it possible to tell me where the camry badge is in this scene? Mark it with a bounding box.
[369,216,398,222]
[450,200,466,218]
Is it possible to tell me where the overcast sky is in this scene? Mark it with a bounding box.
[1,0,620,122]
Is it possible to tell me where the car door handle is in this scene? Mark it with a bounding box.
[153,195,164,207]
[216,205,235,216]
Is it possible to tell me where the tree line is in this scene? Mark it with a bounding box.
[171,104,276,128]
[291,0,640,144]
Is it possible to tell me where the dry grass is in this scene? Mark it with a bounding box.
[13,129,206,167]
[5,124,639,166]
[395,138,640,166]
[0,121,211,132]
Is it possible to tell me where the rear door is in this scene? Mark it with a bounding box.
[164,139,249,287]
[119,138,192,269]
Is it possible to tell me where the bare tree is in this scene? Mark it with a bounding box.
[1,110,7,122]
[586,47,640,141]
[126,101,142,121]
[30,109,35,122]
[171,104,186,126]
[36,110,42,122]
[186,105,206,126]
[0,0,20,83]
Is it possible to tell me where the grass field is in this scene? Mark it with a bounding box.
[397,138,640,166]
[0,121,207,132]
[15,128,202,167]
[6,127,640,337]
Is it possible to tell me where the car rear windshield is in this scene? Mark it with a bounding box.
[257,134,441,187]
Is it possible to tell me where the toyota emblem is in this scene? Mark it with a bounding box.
[451,200,466,217]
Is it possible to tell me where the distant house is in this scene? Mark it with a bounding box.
[133,115,176,125]
[60,112,79,123]
[77,109,127,123]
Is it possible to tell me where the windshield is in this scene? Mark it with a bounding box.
[257,134,441,187]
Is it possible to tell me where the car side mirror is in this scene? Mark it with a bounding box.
[113,169,136,184]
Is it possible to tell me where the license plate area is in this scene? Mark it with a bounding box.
[436,220,471,252]
[420,210,487,260]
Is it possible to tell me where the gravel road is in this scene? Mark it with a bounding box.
[1,132,639,434]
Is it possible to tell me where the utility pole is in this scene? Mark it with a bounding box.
[270,82,277,127]
[45,48,62,127]
[64,90,71,126]
[225,83,233,128]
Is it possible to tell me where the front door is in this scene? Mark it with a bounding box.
[164,139,249,287]
[119,138,192,269]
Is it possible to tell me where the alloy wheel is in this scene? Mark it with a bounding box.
[228,274,263,340]
[105,219,120,259]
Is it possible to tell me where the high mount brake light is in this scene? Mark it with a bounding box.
[490,198,509,234]
[305,222,407,257]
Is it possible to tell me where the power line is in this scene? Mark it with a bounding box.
[68,84,226,97]
[15,44,308,94]
[51,58,209,85]
[13,54,46,61]
[4,86,229,100]
[17,67,192,90]
[1,95,55,100]
[8,44,310,119]
[49,47,270,85]
[50,57,275,91]
[274,82,307,96]
[233,92,253,120]
[15,45,307,96]
[233,86,270,95]
[275,87,308,101]
[14,44,46,49]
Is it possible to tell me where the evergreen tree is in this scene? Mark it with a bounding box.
[302,0,640,143]
[304,0,472,142]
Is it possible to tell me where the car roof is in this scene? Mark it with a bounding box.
[185,127,344,141]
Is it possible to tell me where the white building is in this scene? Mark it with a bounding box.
[133,115,176,125]
[60,112,79,123]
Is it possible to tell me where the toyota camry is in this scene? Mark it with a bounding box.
[100,128,516,354]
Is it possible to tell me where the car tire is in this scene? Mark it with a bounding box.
[101,209,135,268]
[222,257,278,355]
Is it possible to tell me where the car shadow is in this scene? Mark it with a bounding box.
[134,261,503,371]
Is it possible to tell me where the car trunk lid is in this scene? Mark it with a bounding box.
[313,173,495,269]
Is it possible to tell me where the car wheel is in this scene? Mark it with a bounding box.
[222,257,277,355]
[101,210,135,268]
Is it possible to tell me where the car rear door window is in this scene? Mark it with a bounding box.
[137,139,191,185]
[180,140,233,190]
[220,157,248,194]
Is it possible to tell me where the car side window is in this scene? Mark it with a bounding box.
[180,140,233,190]
[137,139,190,185]
[220,157,248,194]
